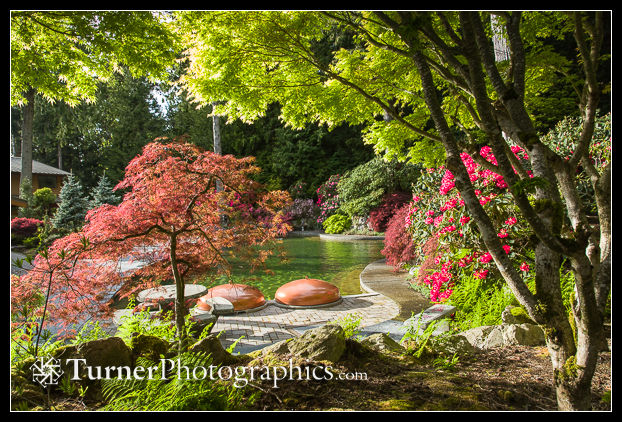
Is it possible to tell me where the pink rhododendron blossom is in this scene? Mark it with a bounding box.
[398,143,532,303]
[479,252,493,263]
[505,217,517,226]
[474,269,489,279]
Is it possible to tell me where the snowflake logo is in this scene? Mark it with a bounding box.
[30,356,63,387]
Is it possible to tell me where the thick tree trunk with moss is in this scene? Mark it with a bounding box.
[411,15,606,407]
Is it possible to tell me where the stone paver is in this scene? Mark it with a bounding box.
[215,293,400,353]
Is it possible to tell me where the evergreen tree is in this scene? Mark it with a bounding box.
[17,178,35,218]
[52,174,89,233]
[89,173,120,209]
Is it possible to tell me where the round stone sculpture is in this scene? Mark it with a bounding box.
[199,283,266,312]
[274,278,341,307]
[136,284,206,304]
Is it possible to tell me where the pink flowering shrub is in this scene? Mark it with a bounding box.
[11,217,44,241]
[316,174,340,224]
[404,145,533,303]
[285,198,319,230]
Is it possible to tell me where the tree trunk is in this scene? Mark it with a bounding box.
[212,102,222,155]
[169,234,187,352]
[21,88,35,185]
[212,102,226,227]
[411,45,602,411]
[57,140,63,170]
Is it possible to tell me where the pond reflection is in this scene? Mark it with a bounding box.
[200,236,384,299]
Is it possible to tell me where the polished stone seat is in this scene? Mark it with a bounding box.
[274,278,341,307]
[198,283,266,312]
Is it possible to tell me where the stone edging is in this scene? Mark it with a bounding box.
[319,233,385,241]
[359,259,432,321]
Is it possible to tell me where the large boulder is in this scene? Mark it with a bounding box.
[459,323,545,350]
[482,325,506,349]
[502,323,545,346]
[130,333,170,361]
[258,339,292,356]
[76,336,133,369]
[459,325,496,349]
[68,337,134,401]
[431,334,479,356]
[360,333,405,353]
[286,324,347,362]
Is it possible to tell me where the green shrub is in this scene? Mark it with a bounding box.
[332,313,363,338]
[22,236,40,249]
[337,157,421,218]
[115,298,179,345]
[322,214,352,234]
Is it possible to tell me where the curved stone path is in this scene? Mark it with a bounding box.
[216,259,431,354]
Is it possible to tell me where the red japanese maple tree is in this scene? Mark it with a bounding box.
[15,139,291,341]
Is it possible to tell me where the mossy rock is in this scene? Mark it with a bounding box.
[130,333,170,361]
[287,324,346,362]
[15,356,36,376]
[249,338,292,359]
[11,385,47,410]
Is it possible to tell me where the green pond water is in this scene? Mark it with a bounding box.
[200,236,385,299]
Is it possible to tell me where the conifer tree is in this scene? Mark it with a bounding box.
[17,178,35,218]
[89,173,120,209]
[51,173,89,233]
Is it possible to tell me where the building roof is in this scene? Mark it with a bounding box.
[11,156,71,176]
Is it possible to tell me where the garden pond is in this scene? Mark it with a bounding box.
[200,235,385,299]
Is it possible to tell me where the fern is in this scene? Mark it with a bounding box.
[448,272,514,331]
[100,352,249,411]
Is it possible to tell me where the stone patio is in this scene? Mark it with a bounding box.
[109,258,429,355]
[214,292,400,353]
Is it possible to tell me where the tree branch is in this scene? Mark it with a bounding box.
[411,47,539,316]
[568,12,603,171]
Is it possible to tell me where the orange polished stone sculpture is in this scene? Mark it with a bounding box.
[275,278,341,307]
[196,296,213,312]
[199,283,266,311]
